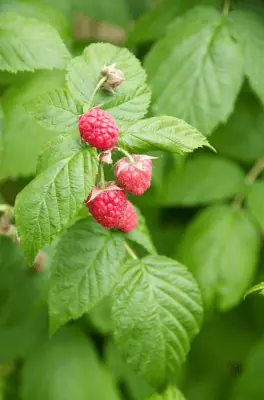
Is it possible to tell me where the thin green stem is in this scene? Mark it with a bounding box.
[124,242,138,259]
[223,0,231,15]
[233,158,264,208]
[117,147,134,163]
[84,76,107,112]
[99,163,105,189]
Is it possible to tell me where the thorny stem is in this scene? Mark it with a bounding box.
[222,0,231,15]
[124,242,138,259]
[99,163,105,189]
[84,76,107,112]
[116,147,134,163]
[233,158,264,208]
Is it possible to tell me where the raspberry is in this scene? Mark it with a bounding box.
[86,182,127,228]
[115,155,153,195]
[116,201,138,232]
[79,108,119,150]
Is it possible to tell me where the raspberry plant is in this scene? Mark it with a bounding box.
[2,0,264,399]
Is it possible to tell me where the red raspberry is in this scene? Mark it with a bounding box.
[116,201,138,232]
[79,108,119,150]
[115,155,153,195]
[86,182,127,228]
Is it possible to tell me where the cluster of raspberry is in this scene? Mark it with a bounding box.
[78,65,154,233]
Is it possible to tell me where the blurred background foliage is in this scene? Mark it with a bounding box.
[1,0,264,399]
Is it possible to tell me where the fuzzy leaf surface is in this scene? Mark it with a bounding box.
[144,7,243,135]
[230,10,264,106]
[0,12,70,72]
[15,134,98,265]
[66,43,150,126]
[49,219,125,332]
[25,88,82,132]
[112,255,203,388]
[119,116,211,154]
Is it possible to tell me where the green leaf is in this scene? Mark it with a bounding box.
[49,218,125,333]
[0,70,66,180]
[15,134,98,265]
[119,116,212,154]
[229,10,264,106]
[231,339,264,400]
[246,181,264,231]
[112,255,203,388]
[66,43,150,126]
[126,206,157,255]
[129,0,218,44]
[159,153,245,206]
[245,282,264,297]
[0,12,70,73]
[147,386,186,400]
[73,0,129,28]
[25,88,82,133]
[144,7,243,135]
[21,325,116,400]
[179,205,260,311]
[0,236,47,363]
[211,88,264,163]
[0,0,70,38]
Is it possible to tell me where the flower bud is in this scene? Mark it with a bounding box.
[101,63,125,93]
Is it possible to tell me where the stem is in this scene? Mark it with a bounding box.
[117,147,134,163]
[84,76,107,112]
[99,163,105,189]
[233,158,264,207]
[124,242,138,259]
[222,0,231,15]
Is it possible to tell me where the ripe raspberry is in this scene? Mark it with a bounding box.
[116,201,138,232]
[86,182,127,228]
[79,108,119,150]
[115,155,153,195]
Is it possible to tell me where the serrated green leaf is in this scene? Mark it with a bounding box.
[126,206,157,255]
[15,134,98,265]
[179,205,260,311]
[245,282,264,297]
[147,386,186,400]
[229,10,264,106]
[0,236,47,363]
[112,255,203,388]
[66,43,150,126]
[211,89,264,163]
[0,12,70,73]
[0,0,70,38]
[0,70,66,180]
[159,154,245,206]
[246,181,264,231]
[231,339,264,400]
[21,326,114,400]
[145,7,243,135]
[49,218,125,333]
[128,0,218,44]
[119,116,211,154]
[25,88,82,133]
